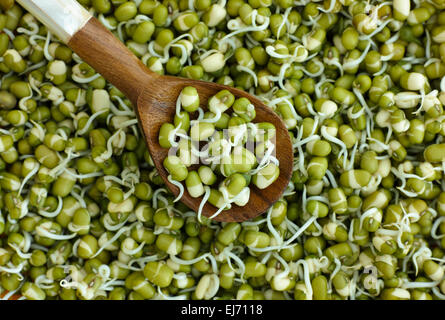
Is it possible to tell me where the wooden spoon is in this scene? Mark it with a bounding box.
[18,0,293,222]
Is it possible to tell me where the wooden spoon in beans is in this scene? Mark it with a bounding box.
[18,0,293,222]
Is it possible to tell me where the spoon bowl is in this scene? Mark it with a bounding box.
[137,76,293,222]
[18,0,294,222]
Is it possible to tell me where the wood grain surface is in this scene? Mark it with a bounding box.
[68,18,293,222]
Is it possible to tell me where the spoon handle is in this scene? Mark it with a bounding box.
[14,0,90,43]
[16,0,158,104]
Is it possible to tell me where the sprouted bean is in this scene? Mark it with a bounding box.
[0,0,445,301]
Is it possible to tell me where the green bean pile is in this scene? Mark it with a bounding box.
[1,0,445,300]
[159,86,280,220]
